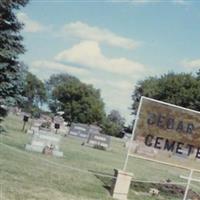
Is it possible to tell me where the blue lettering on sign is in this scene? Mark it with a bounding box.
[147,112,195,134]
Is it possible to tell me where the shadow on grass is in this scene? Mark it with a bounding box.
[89,170,114,195]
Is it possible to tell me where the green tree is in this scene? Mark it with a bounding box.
[108,110,125,126]
[132,72,200,113]
[102,110,125,137]
[46,74,79,89]
[21,72,46,115]
[49,74,106,124]
[46,74,79,113]
[0,0,28,132]
[0,104,7,133]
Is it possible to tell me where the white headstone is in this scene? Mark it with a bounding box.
[25,131,63,157]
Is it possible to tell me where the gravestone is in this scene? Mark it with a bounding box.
[88,125,102,135]
[68,123,89,139]
[53,116,69,135]
[25,131,63,157]
[54,115,65,125]
[29,118,52,133]
[68,123,102,138]
[86,133,111,150]
[29,119,43,134]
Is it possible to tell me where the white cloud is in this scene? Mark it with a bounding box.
[61,21,140,49]
[131,0,159,4]
[17,12,47,33]
[182,59,200,69]
[83,78,133,96]
[30,60,90,79]
[55,41,146,76]
[16,14,141,50]
[172,0,188,5]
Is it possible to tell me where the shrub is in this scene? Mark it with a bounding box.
[93,144,106,151]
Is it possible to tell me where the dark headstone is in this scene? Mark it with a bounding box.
[88,125,102,135]
[54,116,65,125]
[86,133,111,150]
[69,123,89,139]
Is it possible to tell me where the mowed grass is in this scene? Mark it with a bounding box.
[0,114,199,200]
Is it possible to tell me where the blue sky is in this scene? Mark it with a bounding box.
[17,0,200,124]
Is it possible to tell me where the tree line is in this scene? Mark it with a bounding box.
[24,72,125,137]
[132,71,200,113]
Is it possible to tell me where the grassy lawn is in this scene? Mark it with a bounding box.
[0,114,199,200]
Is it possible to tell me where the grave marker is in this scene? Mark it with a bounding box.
[25,130,63,157]
[86,133,111,150]
[68,123,89,139]
[29,119,43,134]
[54,115,65,125]
[88,125,102,135]
[68,123,103,140]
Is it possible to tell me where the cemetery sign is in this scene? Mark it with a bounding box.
[132,96,200,166]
